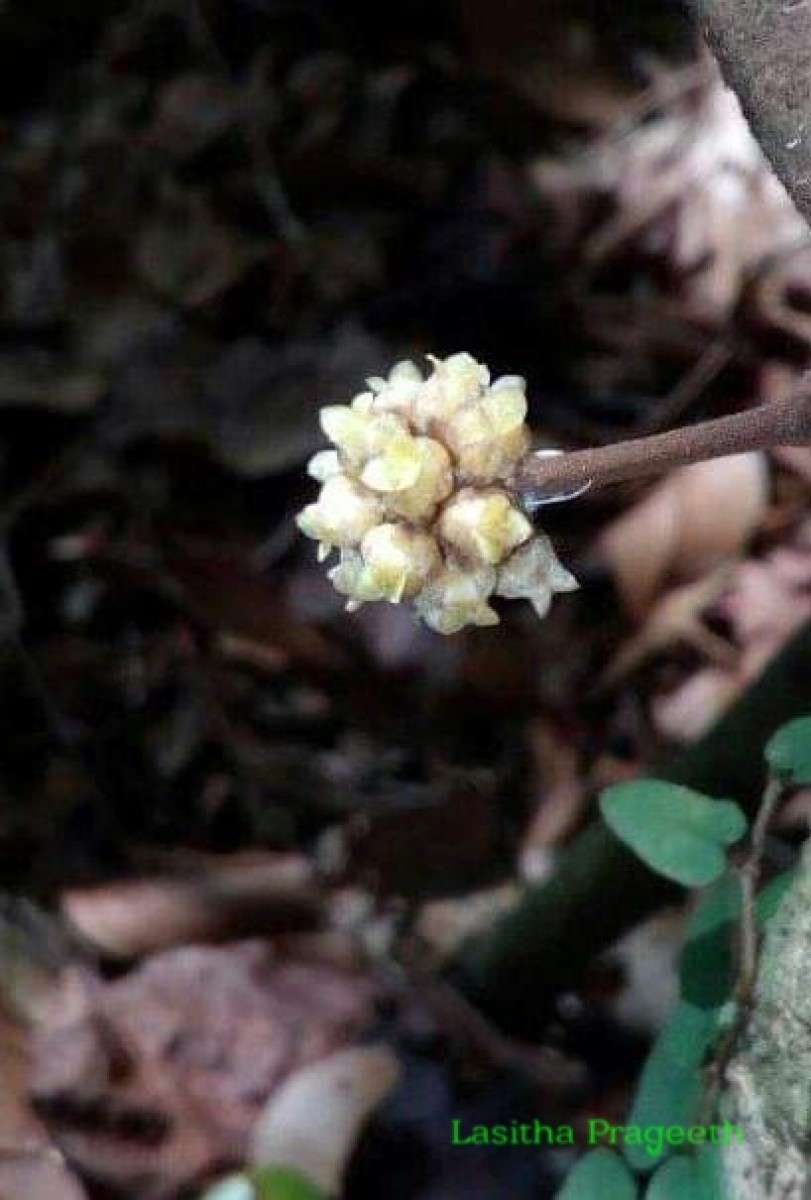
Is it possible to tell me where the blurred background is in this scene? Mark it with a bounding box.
[0,1,809,1197]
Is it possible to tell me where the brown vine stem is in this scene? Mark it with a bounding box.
[513,391,811,498]
[736,776,786,1005]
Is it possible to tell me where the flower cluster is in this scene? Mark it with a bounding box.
[297,353,577,633]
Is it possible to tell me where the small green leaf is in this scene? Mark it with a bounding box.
[646,1156,695,1200]
[600,781,747,887]
[680,867,798,1010]
[252,1166,326,1200]
[765,716,811,785]
[695,1143,729,1200]
[756,866,799,923]
[645,1149,726,1200]
[679,872,740,1010]
[624,1002,716,1170]
[556,1148,637,1199]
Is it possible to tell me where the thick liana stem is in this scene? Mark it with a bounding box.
[450,620,811,1038]
[514,392,811,497]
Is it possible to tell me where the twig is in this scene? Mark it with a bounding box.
[513,391,811,498]
[701,776,788,1110]
[736,777,785,1003]
[186,0,307,247]
[637,340,733,434]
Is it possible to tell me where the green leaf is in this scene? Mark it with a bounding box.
[680,867,799,1011]
[645,1148,727,1200]
[679,872,740,1011]
[765,715,811,785]
[623,1002,716,1171]
[600,781,747,887]
[556,1148,637,1199]
[756,866,799,923]
[646,1156,696,1200]
[252,1166,326,1200]
[695,1143,730,1200]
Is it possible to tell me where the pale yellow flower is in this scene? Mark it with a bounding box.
[438,488,532,566]
[297,352,578,632]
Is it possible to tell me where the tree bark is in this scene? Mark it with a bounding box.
[688,0,811,225]
[721,842,811,1199]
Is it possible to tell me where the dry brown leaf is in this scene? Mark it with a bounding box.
[651,667,740,743]
[521,717,587,857]
[651,539,811,741]
[166,544,347,678]
[250,1045,400,1194]
[723,547,811,649]
[598,453,767,617]
[456,0,635,127]
[415,884,519,964]
[531,77,807,320]
[600,569,733,689]
[32,946,376,1199]
[62,853,321,960]
[0,1009,87,1200]
[774,446,811,486]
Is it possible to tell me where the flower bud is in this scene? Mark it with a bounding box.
[358,524,440,602]
[296,475,382,550]
[307,449,341,483]
[414,564,498,634]
[320,405,408,469]
[496,535,578,616]
[381,437,453,521]
[438,487,532,566]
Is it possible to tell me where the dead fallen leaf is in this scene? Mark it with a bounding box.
[61,853,321,960]
[600,569,734,689]
[521,716,587,855]
[651,667,739,743]
[456,0,636,127]
[166,543,347,678]
[415,884,519,964]
[32,945,376,1199]
[774,446,811,486]
[598,453,768,617]
[0,1008,87,1200]
[250,1045,399,1195]
[722,546,811,651]
[650,537,811,740]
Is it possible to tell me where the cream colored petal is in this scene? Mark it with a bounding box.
[361,436,423,492]
[360,524,440,601]
[320,404,361,441]
[297,476,382,548]
[307,449,341,483]
[383,438,453,521]
[414,565,498,634]
[439,489,532,566]
[328,548,365,596]
[481,384,527,434]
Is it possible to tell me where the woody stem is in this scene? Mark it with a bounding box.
[513,391,811,496]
